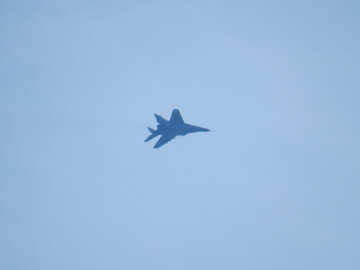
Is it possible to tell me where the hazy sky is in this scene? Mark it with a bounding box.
[1,1,359,269]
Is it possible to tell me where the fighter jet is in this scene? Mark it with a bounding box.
[145,109,210,149]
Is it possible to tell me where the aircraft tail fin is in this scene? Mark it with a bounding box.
[148,127,155,133]
[154,114,167,125]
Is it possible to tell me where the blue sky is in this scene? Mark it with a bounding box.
[1,1,359,269]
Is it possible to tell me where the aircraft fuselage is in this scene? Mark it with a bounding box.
[145,109,210,148]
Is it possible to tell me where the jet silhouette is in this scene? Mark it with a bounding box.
[145,109,210,149]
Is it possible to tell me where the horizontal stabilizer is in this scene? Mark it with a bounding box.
[145,127,159,142]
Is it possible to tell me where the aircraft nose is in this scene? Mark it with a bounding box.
[199,127,210,132]
[189,125,211,133]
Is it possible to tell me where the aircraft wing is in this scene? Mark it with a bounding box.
[154,134,176,148]
[170,109,184,124]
